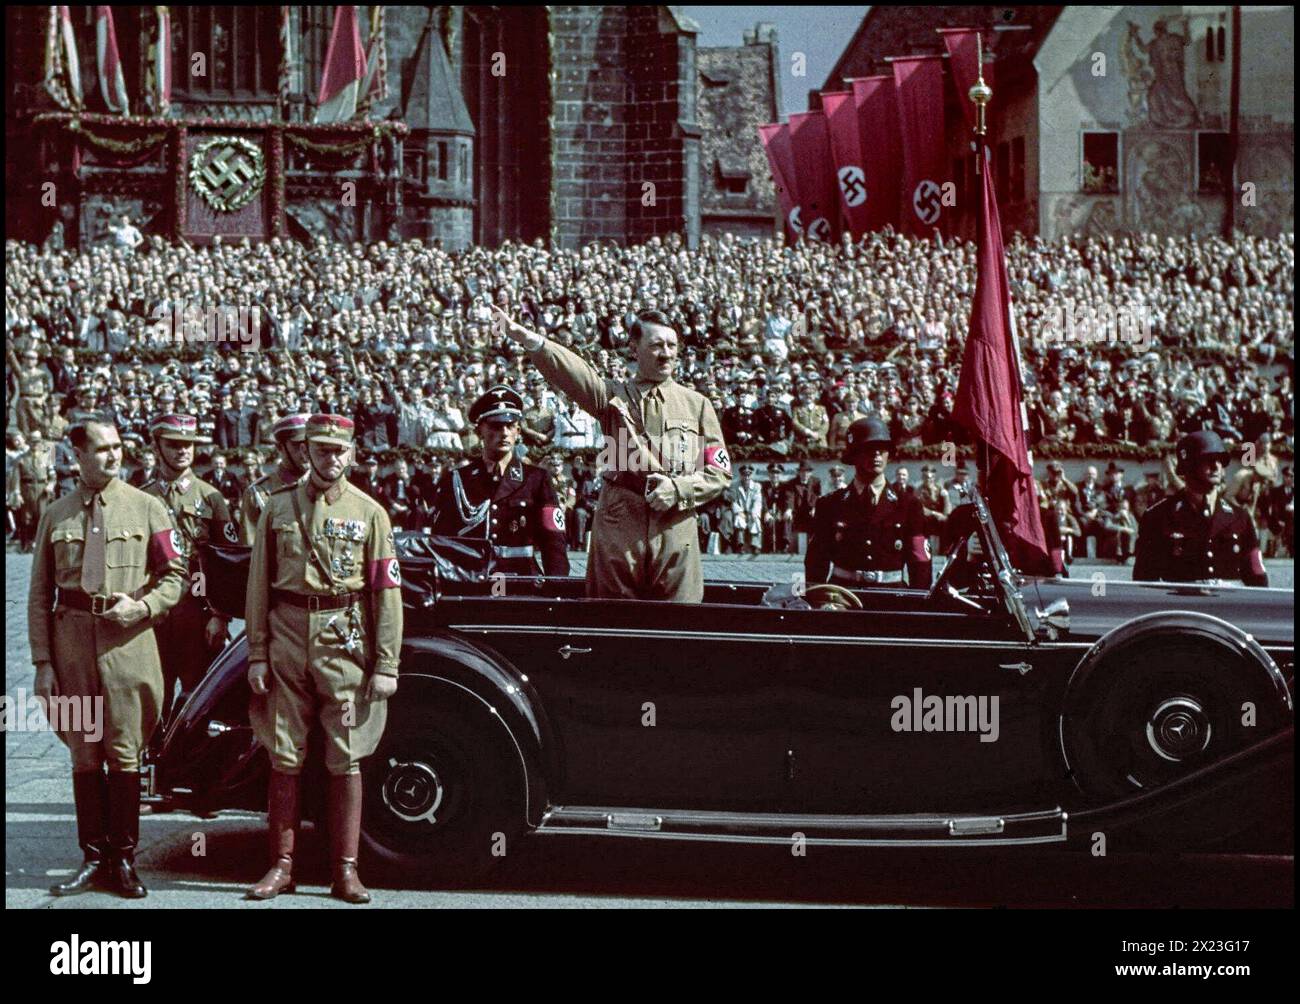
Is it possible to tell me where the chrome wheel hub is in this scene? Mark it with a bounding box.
[381,758,445,825]
[1146,698,1212,762]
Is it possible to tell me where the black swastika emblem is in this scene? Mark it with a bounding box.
[838,166,867,207]
[912,179,942,225]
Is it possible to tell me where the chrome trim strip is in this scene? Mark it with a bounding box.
[532,828,1068,847]
[447,623,1093,650]
[536,804,1068,846]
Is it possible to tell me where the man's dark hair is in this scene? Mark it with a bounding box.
[630,309,674,344]
[68,411,118,450]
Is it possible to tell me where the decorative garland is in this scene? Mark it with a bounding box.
[66,118,168,155]
[188,135,267,213]
[285,130,379,159]
[268,127,285,236]
[174,126,188,233]
[33,112,409,138]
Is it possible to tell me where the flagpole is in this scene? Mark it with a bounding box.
[969,34,993,493]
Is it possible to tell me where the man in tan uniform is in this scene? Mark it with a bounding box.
[493,305,731,602]
[237,413,310,544]
[244,414,402,903]
[15,347,53,435]
[141,414,236,732]
[29,415,187,898]
[16,427,56,552]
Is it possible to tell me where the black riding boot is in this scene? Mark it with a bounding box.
[106,771,147,898]
[50,768,110,896]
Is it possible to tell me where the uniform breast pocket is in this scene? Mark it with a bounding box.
[51,525,86,574]
[273,521,304,560]
[105,526,147,568]
[663,420,701,474]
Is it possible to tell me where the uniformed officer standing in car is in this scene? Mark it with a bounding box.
[141,415,236,730]
[29,414,187,898]
[237,414,310,545]
[427,386,569,577]
[244,414,402,904]
[1134,430,1269,586]
[492,305,731,602]
[806,416,932,589]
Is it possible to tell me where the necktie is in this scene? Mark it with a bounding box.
[642,386,663,438]
[81,491,106,595]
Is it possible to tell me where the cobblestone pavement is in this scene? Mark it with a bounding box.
[6,549,1292,909]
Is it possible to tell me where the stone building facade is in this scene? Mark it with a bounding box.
[5,5,779,250]
[822,5,1294,240]
[697,23,782,239]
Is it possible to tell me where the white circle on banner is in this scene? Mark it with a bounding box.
[913,179,942,225]
[838,166,867,207]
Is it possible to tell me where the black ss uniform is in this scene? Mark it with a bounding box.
[806,483,932,588]
[428,457,570,576]
[1133,490,1269,587]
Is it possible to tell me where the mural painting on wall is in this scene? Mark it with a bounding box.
[1127,134,1207,235]
[1124,18,1199,129]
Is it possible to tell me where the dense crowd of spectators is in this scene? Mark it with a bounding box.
[6,227,1294,558]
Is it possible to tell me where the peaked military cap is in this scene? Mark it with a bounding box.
[469,384,524,425]
[306,414,354,446]
[272,413,311,443]
[151,413,207,443]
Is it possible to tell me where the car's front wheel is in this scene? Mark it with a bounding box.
[360,693,527,886]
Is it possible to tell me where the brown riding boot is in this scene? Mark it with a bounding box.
[328,773,370,904]
[247,771,300,900]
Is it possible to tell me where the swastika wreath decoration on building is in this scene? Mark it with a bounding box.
[189,135,267,213]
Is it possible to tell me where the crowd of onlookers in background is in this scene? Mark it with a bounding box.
[6,228,1293,560]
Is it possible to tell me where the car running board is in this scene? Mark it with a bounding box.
[537,806,1068,847]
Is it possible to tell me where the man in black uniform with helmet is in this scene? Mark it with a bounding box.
[1134,430,1269,586]
[806,415,932,589]
[427,385,569,577]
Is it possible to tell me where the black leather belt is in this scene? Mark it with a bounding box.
[271,588,362,611]
[829,564,904,586]
[57,586,147,614]
[603,471,650,496]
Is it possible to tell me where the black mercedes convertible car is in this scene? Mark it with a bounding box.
[145,489,1294,882]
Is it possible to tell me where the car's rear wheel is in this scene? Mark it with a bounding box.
[360,695,527,886]
[1060,636,1290,850]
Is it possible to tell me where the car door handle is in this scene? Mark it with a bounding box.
[999,662,1033,676]
[558,645,592,660]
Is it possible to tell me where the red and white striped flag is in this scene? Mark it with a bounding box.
[278,6,293,109]
[96,5,128,114]
[147,6,172,116]
[315,5,367,124]
[43,6,83,110]
[357,4,388,117]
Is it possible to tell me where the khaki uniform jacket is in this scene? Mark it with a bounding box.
[237,464,303,545]
[29,476,188,664]
[528,338,731,601]
[245,480,402,677]
[142,471,239,570]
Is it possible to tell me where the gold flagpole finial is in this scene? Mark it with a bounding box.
[968,33,992,137]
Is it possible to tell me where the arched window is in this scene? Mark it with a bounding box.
[1205,26,1216,61]
[1217,26,1226,62]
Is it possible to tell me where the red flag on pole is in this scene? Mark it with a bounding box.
[892,56,949,237]
[315,5,366,123]
[851,76,902,233]
[787,110,841,243]
[939,28,995,132]
[952,149,1053,575]
[758,122,803,241]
